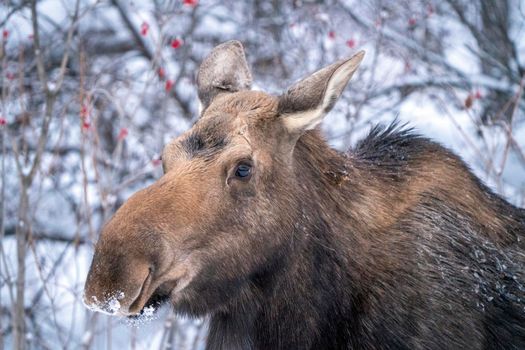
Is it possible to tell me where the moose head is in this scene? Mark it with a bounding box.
[83,41,364,317]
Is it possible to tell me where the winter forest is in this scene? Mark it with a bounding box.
[0,0,524,349]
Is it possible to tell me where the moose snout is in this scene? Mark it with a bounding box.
[83,181,187,316]
[83,252,153,316]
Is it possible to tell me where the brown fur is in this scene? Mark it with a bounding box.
[85,42,525,350]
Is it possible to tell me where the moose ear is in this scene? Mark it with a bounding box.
[197,40,253,110]
[278,51,365,134]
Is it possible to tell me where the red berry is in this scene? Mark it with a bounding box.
[157,67,165,79]
[165,79,174,92]
[0,117,7,126]
[2,30,8,40]
[474,90,482,99]
[408,17,417,26]
[183,0,198,6]
[328,31,336,39]
[118,127,128,140]
[140,22,149,36]
[171,38,182,49]
[82,121,91,130]
[346,39,356,48]
[80,104,88,118]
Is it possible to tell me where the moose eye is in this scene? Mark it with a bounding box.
[234,163,252,179]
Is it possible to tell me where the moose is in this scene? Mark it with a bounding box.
[84,41,525,349]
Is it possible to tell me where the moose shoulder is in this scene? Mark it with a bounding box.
[84,41,525,349]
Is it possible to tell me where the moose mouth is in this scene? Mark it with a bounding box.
[129,287,171,319]
[128,274,181,318]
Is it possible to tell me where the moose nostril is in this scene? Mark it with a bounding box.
[128,268,154,314]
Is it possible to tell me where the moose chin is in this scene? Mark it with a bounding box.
[84,40,525,349]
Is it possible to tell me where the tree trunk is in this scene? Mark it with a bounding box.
[13,183,29,350]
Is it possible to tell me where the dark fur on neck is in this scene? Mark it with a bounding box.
[207,122,525,350]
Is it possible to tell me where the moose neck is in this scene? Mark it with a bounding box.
[207,130,373,350]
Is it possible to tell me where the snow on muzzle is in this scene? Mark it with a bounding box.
[83,253,152,317]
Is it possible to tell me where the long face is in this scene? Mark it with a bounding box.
[83,41,364,317]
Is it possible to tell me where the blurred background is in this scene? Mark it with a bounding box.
[0,0,524,349]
